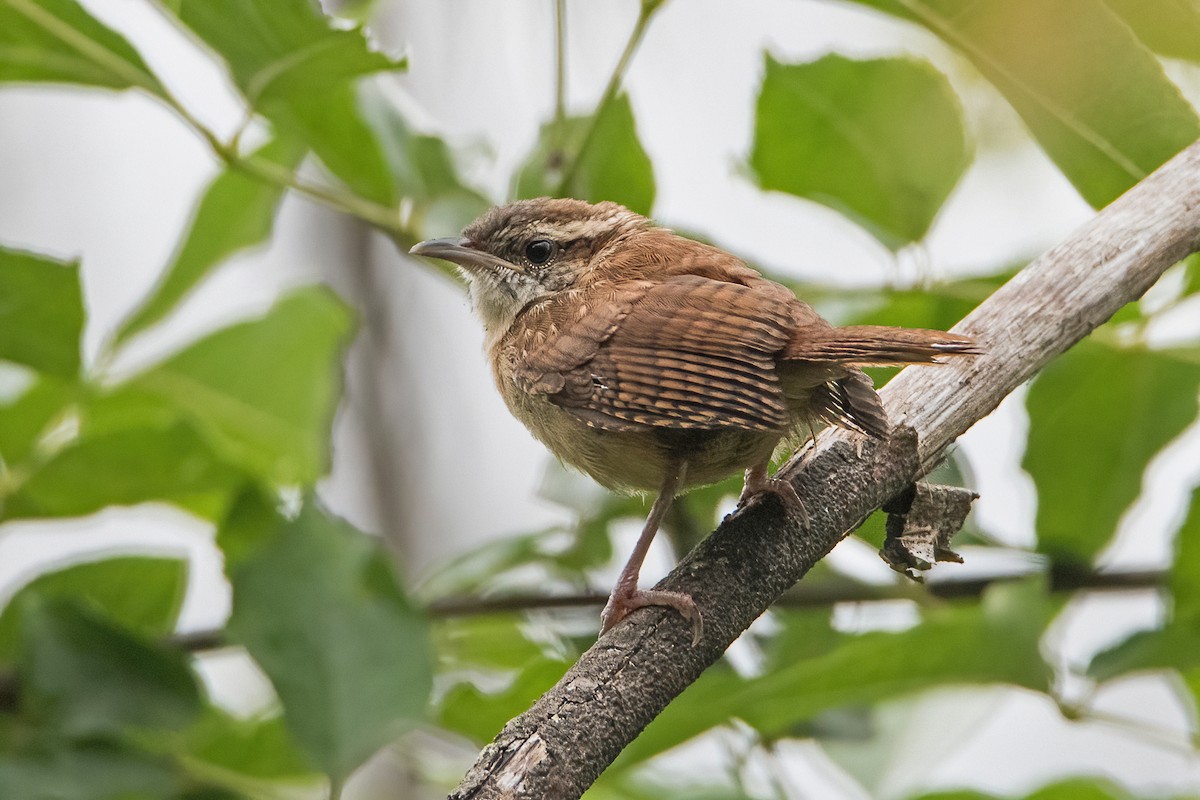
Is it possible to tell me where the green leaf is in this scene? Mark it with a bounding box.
[116,135,308,345]
[215,483,282,570]
[182,706,319,782]
[516,93,656,216]
[1090,625,1200,683]
[438,657,570,743]
[1182,253,1200,298]
[163,1,406,205]
[750,54,970,250]
[227,503,432,781]
[0,375,73,465]
[1024,342,1200,565]
[358,85,490,233]
[0,0,163,92]
[434,615,551,672]
[18,598,201,737]
[1102,0,1200,63]
[0,740,182,800]
[1024,779,1131,800]
[1,420,244,523]
[845,0,1200,208]
[0,556,187,662]
[275,83,396,206]
[1088,488,1200,681]
[1170,486,1200,620]
[0,246,83,377]
[834,275,1011,331]
[618,580,1051,767]
[127,287,354,484]
[168,0,403,111]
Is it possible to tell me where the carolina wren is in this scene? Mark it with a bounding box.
[411,198,978,642]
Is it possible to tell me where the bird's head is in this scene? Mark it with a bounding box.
[410,197,649,336]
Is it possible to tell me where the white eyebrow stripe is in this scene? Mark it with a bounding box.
[530,215,632,242]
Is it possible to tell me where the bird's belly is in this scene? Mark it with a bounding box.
[503,388,780,494]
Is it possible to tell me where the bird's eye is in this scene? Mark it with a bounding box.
[524,239,556,266]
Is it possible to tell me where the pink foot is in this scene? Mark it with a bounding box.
[601,587,703,645]
[739,468,811,526]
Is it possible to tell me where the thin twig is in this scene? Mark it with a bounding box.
[425,567,1165,617]
[555,0,663,194]
[554,0,568,126]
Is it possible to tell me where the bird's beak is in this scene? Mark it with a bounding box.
[409,237,526,275]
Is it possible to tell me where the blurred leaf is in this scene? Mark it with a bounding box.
[1,420,243,522]
[1088,623,1200,683]
[842,276,1010,330]
[127,287,354,484]
[434,615,549,672]
[18,598,201,737]
[750,54,970,250]
[1170,486,1200,620]
[759,607,845,671]
[0,740,182,800]
[0,556,187,662]
[855,509,889,550]
[0,0,163,92]
[227,503,432,782]
[80,385,181,436]
[517,93,655,216]
[618,580,1051,767]
[0,246,83,377]
[1024,779,1131,800]
[1102,0,1200,63]
[846,0,1200,208]
[273,83,395,205]
[163,0,406,205]
[359,85,490,232]
[0,375,73,465]
[1089,488,1200,681]
[215,483,281,570]
[437,657,570,743]
[906,769,1138,800]
[167,0,403,110]
[591,772,758,800]
[1183,253,1200,298]
[182,705,320,782]
[418,528,564,599]
[1024,342,1200,565]
[116,135,308,345]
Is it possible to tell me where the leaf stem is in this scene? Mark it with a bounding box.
[149,86,412,243]
[555,0,663,195]
[554,0,567,126]
[1078,707,1199,755]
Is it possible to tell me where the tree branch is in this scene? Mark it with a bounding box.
[448,139,1200,799]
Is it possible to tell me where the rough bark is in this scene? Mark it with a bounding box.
[449,139,1200,799]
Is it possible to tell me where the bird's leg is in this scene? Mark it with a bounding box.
[739,461,810,526]
[600,459,703,644]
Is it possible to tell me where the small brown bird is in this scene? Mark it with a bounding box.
[411,198,977,642]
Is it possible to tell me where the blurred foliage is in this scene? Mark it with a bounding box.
[750,53,970,250]
[0,0,1199,798]
[517,92,656,216]
[843,0,1200,208]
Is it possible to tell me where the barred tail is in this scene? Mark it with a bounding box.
[787,325,981,366]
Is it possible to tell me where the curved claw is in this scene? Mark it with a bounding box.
[739,465,811,527]
[601,588,703,646]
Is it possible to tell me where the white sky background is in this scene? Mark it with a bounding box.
[1,0,1200,797]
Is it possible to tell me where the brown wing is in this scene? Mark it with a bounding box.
[516,275,799,432]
